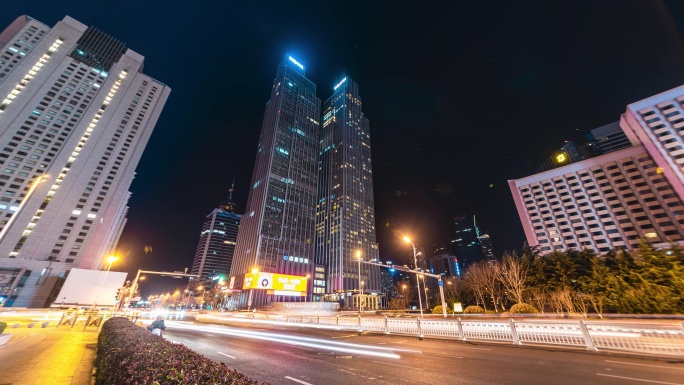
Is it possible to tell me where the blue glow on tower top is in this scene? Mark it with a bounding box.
[288,55,304,70]
[333,77,347,91]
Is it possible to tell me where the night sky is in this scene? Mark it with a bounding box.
[4,1,684,294]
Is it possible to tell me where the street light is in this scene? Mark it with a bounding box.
[403,236,423,318]
[106,255,119,271]
[247,267,258,311]
[356,250,363,313]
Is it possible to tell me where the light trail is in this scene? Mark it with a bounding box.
[166,322,405,359]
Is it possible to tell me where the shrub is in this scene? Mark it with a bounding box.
[463,306,485,314]
[0,322,6,334]
[485,310,497,314]
[432,305,454,314]
[509,303,539,315]
[96,317,265,385]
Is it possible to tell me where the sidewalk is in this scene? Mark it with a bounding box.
[0,325,98,385]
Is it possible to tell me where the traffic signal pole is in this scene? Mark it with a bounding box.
[357,260,448,318]
[124,269,200,309]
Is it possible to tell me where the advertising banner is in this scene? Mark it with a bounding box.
[243,272,307,292]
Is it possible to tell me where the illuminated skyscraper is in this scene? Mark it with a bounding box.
[188,182,241,292]
[229,56,320,308]
[0,16,170,307]
[315,77,380,306]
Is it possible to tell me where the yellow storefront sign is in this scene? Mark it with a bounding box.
[243,272,307,292]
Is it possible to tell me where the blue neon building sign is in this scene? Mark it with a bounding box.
[333,77,347,91]
[288,56,304,70]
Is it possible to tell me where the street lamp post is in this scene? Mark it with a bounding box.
[403,237,423,318]
[356,250,363,312]
[438,278,447,318]
[421,274,429,311]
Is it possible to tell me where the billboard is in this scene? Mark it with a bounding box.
[243,272,307,292]
[52,268,127,307]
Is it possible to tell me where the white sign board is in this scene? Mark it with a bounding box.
[454,302,463,313]
[52,268,127,307]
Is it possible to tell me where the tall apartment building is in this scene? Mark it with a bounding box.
[509,85,684,254]
[188,182,241,292]
[0,16,169,307]
[315,77,380,306]
[229,56,320,308]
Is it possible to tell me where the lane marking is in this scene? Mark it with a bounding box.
[372,360,424,371]
[338,369,357,376]
[454,346,491,351]
[605,360,684,371]
[332,335,355,339]
[596,373,684,385]
[217,352,236,359]
[285,376,314,385]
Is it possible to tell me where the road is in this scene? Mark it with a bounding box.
[161,320,684,385]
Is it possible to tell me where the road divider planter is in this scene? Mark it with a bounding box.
[96,317,266,385]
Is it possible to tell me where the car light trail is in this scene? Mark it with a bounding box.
[166,322,405,359]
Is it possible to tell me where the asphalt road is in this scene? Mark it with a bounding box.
[161,320,684,385]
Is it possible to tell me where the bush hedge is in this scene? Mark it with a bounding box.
[96,317,266,385]
[509,303,539,315]
[0,321,6,334]
[432,305,454,314]
[463,306,485,314]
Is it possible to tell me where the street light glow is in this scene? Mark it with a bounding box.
[403,236,411,243]
[251,267,259,274]
[106,255,119,264]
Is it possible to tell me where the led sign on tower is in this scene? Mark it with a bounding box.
[288,56,304,70]
[333,77,347,91]
[243,272,307,292]
[555,153,567,163]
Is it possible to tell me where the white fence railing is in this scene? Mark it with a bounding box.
[240,315,684,356]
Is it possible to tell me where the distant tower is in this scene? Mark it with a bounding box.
[189,180,241,291]
[315,77,380,307]
[229,56,321,308]
[450,210,482,271]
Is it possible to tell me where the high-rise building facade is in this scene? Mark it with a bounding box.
[450,210,482,269]
[587,121,632,155]
[510,84,684,254]
[315,77,380,304]
[0,16,170,307]
[189,183,241,291]
[229,56,320,308]
[620,85,684,202]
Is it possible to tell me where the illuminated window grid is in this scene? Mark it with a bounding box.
[11,70,127,255]
[512,146,684,254]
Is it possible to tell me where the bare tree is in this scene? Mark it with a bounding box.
[525,287,548,314]
[549,288,575,315]
[573,292,589,318]
[585,293,606,319]
[462,263,489,311]
[495,253,529,304]
[388,298,406,310]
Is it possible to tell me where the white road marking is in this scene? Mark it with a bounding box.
[332,335,355,339]
[455,346,491,351]
[292,345,314,351]
[372,361,424,371]
[596,373,684,385]
[338,369,357,376]
[181,339,193,344]
[217,352,236,359]
[285,376,314,385]
[605,360,684,371]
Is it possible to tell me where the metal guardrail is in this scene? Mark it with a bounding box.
[259,315,684,356]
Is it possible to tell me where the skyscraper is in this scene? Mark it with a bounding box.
[0,16,170,307]
[315,77,380,306]
[586,121,632,155]
[229,56,320,308]
[189,181,241,292]
[450,210,482,270]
